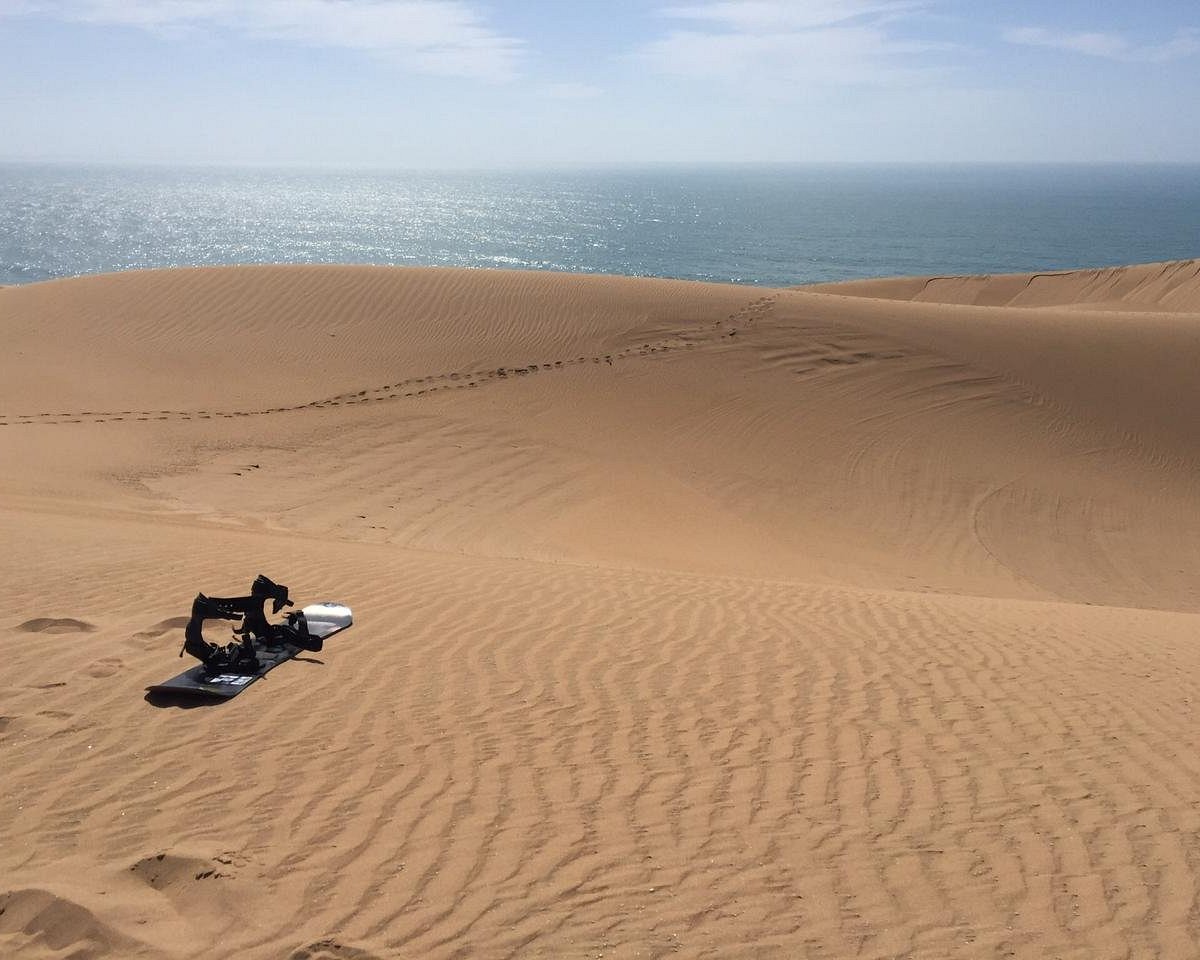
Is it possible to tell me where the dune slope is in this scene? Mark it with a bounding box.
[805,257,1200,312]
[3,263,1200,959]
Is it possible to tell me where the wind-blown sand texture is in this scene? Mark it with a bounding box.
[2,259,1200,959]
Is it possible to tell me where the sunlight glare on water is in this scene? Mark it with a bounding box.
[1,164,1197,286]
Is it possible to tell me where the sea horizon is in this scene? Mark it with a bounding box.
[3,160,1197,288]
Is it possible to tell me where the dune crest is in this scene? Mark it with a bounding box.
[3,262,1200,958]
[806,257,1200,311]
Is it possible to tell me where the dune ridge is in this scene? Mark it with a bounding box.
[3,260,1200,958]
[806,257,1200,312]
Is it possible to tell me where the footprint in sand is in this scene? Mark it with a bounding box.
[15,618,96,634]
[290,939,385,960]
[131,617,189,650]
[133,617,189,638]
[129,852,236,890]
[86,657,123,679]
[0,889,142,955]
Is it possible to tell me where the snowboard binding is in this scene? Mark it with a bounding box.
[180,575,320,675]
[180,593,261,674]
[212,574,293,645]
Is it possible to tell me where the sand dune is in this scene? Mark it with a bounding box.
[806,257,1200,312]
[3,261,1200,958]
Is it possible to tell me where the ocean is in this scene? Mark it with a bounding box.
[1,163,1197,288]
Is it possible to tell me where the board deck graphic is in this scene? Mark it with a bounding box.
[147,602,352,699]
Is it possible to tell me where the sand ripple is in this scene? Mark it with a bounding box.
[2,263,1200,957]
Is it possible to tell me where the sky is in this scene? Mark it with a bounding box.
[0,0,1198,166]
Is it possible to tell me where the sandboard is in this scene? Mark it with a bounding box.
[147,602,352,699]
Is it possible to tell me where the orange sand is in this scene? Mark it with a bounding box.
[3,261,1200,958]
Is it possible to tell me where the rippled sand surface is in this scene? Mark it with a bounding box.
[3,261,1200,958]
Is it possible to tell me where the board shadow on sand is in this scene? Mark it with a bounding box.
[144,688,235,710]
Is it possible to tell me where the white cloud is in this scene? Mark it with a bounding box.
[6,0,523,80]
[1003,26,1200,64]
[640,0,944,87]
[660,0,926,31]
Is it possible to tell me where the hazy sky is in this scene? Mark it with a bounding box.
[2,0,1198,165]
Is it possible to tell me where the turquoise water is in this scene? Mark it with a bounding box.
[1,163,1196,287]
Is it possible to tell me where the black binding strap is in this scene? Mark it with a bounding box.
[179,575,293,672]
